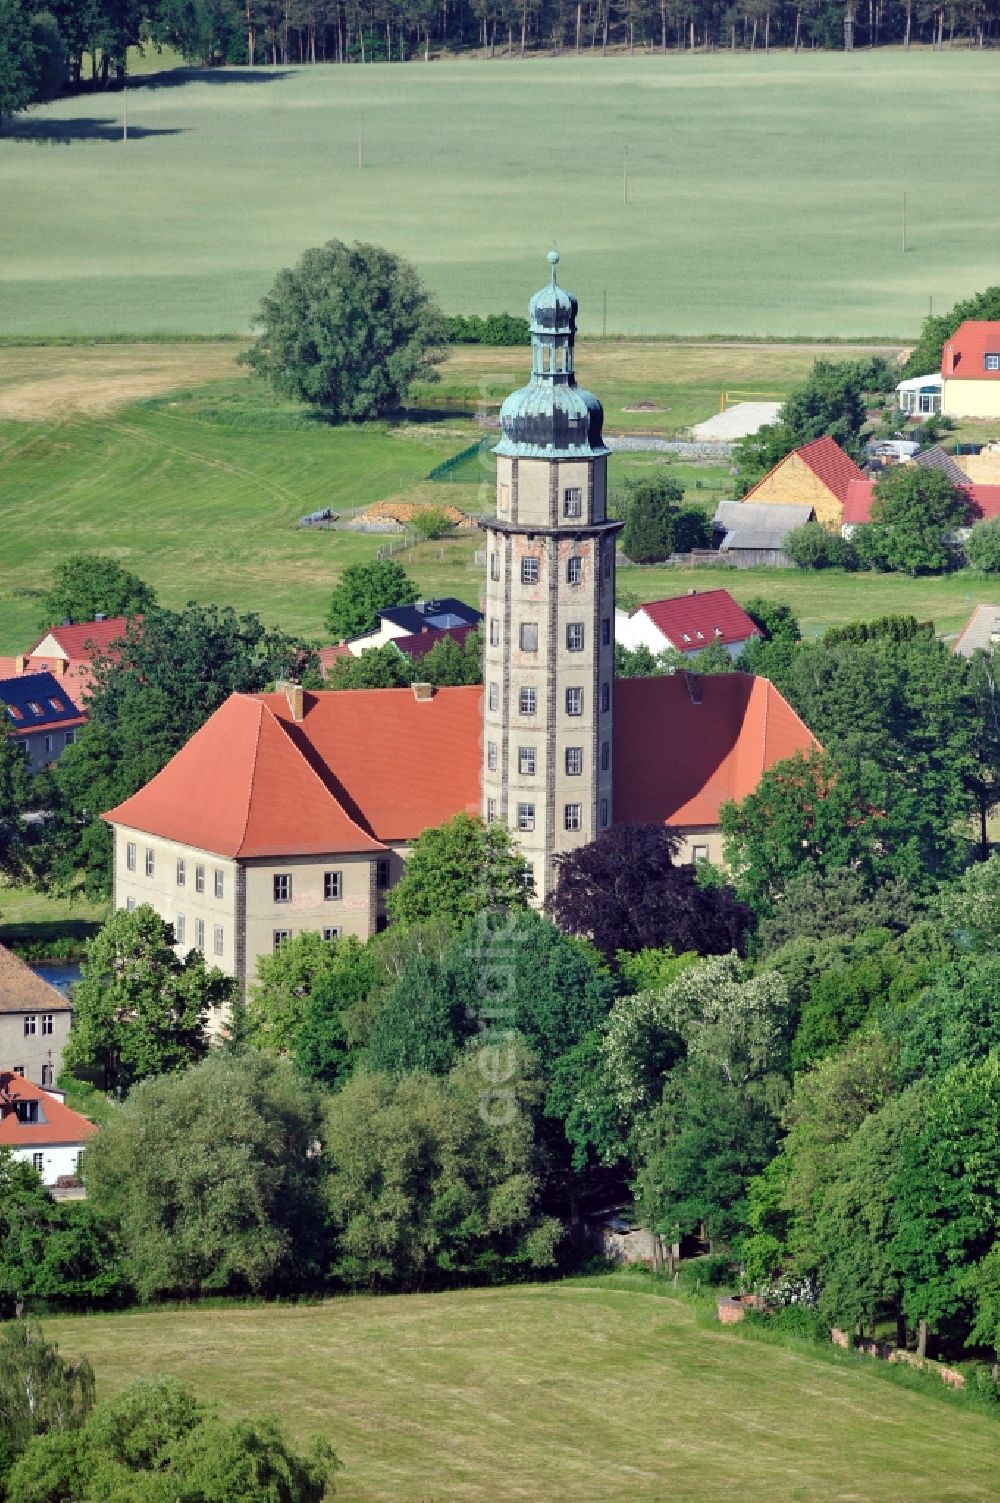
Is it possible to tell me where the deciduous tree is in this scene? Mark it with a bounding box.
[386,812,531,928]
[324,559,419,642]
[241,239,446,421]
[546,824,750,961]
[39,554,154,631]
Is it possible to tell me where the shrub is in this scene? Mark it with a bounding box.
[408,506,455,541]
[679,1254,735,1291]
[444,313,530,346]
[745,1304,829,1343]
[783,522,856,571]
[965,517,1000,573]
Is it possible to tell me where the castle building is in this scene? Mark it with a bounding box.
[482,251,621,900]
[103,257,818,994]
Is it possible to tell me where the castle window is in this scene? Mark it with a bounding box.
[195,865,205,893]
[602,619,611,647]
[518,746,536,776]
[487,741,497,771]
[486,798,497,823]
[323,927,341,942]
[521,557,539,585]
[126,841,136,872]
[567,556,583,585]
[517,803,535,832]
[195,918,205,952]
[273,930,291,951]
[567,623,584,652]
[603,547,612,580]
[566,747,583,776]
[519,687,536,715]
[489,682,499,711]
[489,618,500,647]
[377,858,390,889]
[491,553,500,581]
[600,799,609,829]
[176,858,186,886]
[602,683,611,713]
[214,925,224,957]
[215,870,224,899]
[498,482,510,512]
[126,897,136,911]
[564,804,582,832]
[601,740,610,772]
[324,871,342,901]
[566,687,583,716]
[520,622,538,653]
[563,488,582,519]
[145,848,154,877]
[273,873,291,904]
[176,914,186,943]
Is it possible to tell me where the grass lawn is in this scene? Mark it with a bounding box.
[2,54,999,337]
[41,1279,1000,1502]
[0,881,108,948]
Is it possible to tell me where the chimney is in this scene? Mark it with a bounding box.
[411,682,435,702]
[688,588,697,596]
[276,680,304,722]
[95,612,105,621]
[14,655,24,675]
[53,659,66,677]
[62,618,72,627]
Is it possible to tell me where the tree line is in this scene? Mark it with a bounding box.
[2,0,998,133]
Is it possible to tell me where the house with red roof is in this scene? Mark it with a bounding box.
[103,672,816,991]
[842,477,1000,535]
[743,435,866,530]
[614,589,762,661]
[940,321,1000,420]
[0,943,73,1088]
[0,1072,96,1187]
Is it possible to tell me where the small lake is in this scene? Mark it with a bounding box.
[31,963,82,995]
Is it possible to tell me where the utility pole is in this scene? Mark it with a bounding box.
[602,290,607,337]
[123,82,128,143]
[623,145,629,207]
[358,112,363,169]
[901,191,907,254]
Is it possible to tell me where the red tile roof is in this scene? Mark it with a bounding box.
[318,644,353,677]
[0,1074,97,1150]
[746,435,865,506]
[263,686,483,841]
[613,673,819,828]
[0,943,71,1015]
[636,589,762,650]
[843,478,1000,526]
[26,617,131,663]
[942,321,1000,380]
[105,694,387,858]
[392,624,477,661]
[105,675,816,855]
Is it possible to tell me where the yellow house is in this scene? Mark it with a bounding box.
[743,435,866,530]
[941,321,1000,420]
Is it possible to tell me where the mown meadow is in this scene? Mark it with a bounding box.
[40,1279,1000,1503]
[2,52,999,338]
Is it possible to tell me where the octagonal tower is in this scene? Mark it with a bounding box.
[480,252,622,902]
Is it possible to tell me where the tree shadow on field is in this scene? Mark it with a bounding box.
[138,66,294,90]
[5,117,184,144]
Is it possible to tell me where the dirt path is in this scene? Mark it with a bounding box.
[0,343,247,420]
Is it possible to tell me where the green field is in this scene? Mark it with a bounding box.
[2,53,999,337]
[40,1279,1000,1502]
[3,339,998,654]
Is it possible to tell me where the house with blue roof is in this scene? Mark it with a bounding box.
[346,597,483,657]
[0,671,87,773]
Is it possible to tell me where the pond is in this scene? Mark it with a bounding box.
[31,963,82,996]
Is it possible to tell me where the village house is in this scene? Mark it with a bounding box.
[741,435,865,530]
[711,501,815,568]
[615,588,762,660]
[897,321,1000,422]
[0,670,87,773]
[0,614,130,706]
[841,475,1000,538]
[345,598,483,655]
[0,1071,96,1188]
[103,258,818,991]
[0,944,72,1088]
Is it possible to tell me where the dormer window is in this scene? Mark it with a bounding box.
[27,702,42,715]
[987,354,1000,371]
[48,698,64,712]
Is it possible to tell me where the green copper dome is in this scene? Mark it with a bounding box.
[496,252,609,460]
